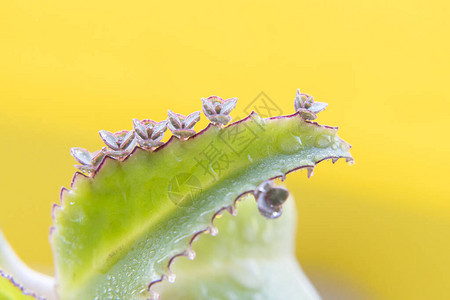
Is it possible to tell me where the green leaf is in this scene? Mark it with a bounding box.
[156,195,321,300]
[0,229,55,300]
[52,112,352,299]
[0,271,39,300]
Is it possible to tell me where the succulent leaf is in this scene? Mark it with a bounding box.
[183,111,201,129]
[70,148,93,166]
[298,108,318,120]
[133,118,149,139]
[309,102,328,114]
[155,195,321,300]
[151,121,168,140]
[202,96,237,125]
[167,110,200,139]
[70,148,108,174]
[0,229,56,300]
[293,89,328,121]
[167,110,183,129]
[52,110,353,299]
[201,99,216,115]
[220,97,238,115]
[0,271,39,300]
[132,119,168,149]
[119,130,136,149]
[99,130,119,150]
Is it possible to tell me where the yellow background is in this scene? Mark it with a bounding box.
[0,1,449,299]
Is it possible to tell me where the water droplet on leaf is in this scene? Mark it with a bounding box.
[255,181,289,219]
[315,134,332,148]
[166,271,176,283]
[185,248,196,260]
[208,224,218,236]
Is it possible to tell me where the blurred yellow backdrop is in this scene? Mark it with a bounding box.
[0,0,449,299]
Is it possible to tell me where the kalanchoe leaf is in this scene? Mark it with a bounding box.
[209,114,232,125]
[201,96,237,125]
[294,89,314,109]
[183,111,201,129]
[99,130,136,159]
[117,130,135,150]
[70,147,107,174]
[0,229,56,300]
[167,119,178,133]
[99,130,120,150]
[133,118,149,140]
[74,164,95,173]
[70,147,92,165]
[167,110,200,139]
[133,119,168,149]
[53,107,353,299]
[156,196,320,300]
[0,270,42,300]
[220,97,237,115]
[309,102,328,114]
[294,88,328,120]
[91,148,107,166]
[151,120,168,140]
[297,108,317,120]
[167,110,183,130]
[201,98,216,115]
[170,128,197,139]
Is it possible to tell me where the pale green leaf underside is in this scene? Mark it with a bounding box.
[52,112,352,299]
[156,195,321,300]
[0,273,37,300]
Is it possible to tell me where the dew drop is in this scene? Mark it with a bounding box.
[257,200,282,219]
[255,181,289,219]
[166,271,176,283]
[279,136,303,154]
[315,134,332,148]
[148,291,160,300]
[265,188,289,206]
[208,224,218,236]
[185,247,196,260]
